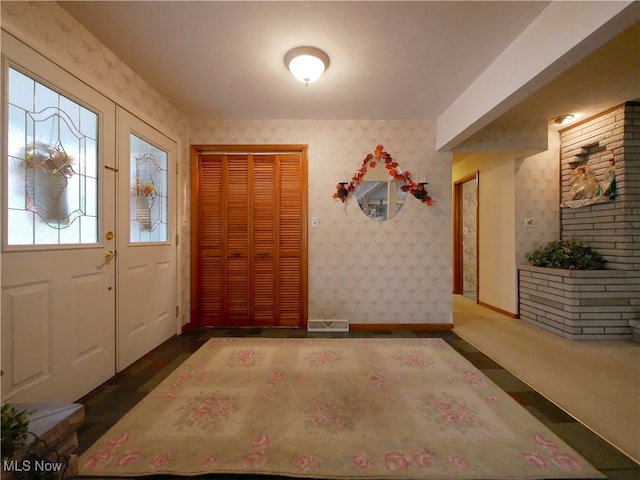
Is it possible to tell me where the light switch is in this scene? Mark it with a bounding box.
[311,217,319,228]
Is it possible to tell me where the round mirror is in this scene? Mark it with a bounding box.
[355,166,407,221]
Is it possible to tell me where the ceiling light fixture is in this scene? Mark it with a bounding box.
[551,114,575,125]
[284,46,330,86]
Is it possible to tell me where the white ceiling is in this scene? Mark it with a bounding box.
[59,1,639,139]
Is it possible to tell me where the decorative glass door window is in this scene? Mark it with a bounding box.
[6,67,99,245]
[129,134,168,243]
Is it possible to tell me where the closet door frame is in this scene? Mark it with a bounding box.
[189,144,308,329]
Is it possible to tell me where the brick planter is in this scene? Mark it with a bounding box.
[518,264,640,341]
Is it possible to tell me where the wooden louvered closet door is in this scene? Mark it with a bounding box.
[193,147,307,328]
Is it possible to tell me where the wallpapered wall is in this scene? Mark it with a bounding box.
[1,1,193,326]
[452,139,560,316]
[190,120,453,324]
[0,2,188,139]
[2,1,566,326]
[3,2,453,326]
[515,132,560,264]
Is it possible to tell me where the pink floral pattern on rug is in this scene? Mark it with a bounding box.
[173,390,237,431]
[241,434,271,469]
[418,391,487,434]
[303,393,357,434]
[391,348,436,369]
[304,348,346,368]
[521,433,584,472]
[79,338,603,479]
[225,347,265,367]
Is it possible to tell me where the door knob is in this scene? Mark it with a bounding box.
[104,250,119,263]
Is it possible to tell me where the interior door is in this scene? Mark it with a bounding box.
[453,172,479,300]
[252,155,277,325]
[277,153,307,326]
[192,146,307,328]
[461,178,478,299]
[116,108,177,370]
[1,32,117,403]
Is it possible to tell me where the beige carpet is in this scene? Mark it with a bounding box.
[79,337,602,478]
[452,295,640,464]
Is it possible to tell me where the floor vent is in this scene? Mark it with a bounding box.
[307,319,349,332]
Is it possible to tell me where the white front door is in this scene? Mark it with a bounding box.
[116,108,177,371]
[1,32,117,403]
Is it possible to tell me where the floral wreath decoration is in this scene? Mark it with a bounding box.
[333,145,434,206]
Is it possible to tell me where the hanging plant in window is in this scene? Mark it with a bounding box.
[23,141,75,224]
[135,177,156,231]
[134,152,163,232]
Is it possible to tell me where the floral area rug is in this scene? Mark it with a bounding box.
[79,337,603,479]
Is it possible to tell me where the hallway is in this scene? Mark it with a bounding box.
[452,295,640,465]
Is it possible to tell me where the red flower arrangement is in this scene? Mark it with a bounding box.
[333,145,433,206]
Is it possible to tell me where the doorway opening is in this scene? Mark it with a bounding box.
[453,172,479,301]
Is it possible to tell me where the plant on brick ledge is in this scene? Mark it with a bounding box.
[1,402,30,461]
[526,237,607,270]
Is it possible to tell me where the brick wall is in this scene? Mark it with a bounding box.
[560,102,640,271]
[519,265,639,340]
[519,102,640,341]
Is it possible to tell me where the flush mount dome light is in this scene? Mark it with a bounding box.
[284,46,330,85]
[551,114,575,125]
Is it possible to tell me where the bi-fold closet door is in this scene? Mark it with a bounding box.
[196,149,307,328]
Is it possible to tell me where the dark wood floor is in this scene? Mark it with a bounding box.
[76,328,639,479]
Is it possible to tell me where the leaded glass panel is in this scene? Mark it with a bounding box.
[6,67,99,245]
[129,134,168,243]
